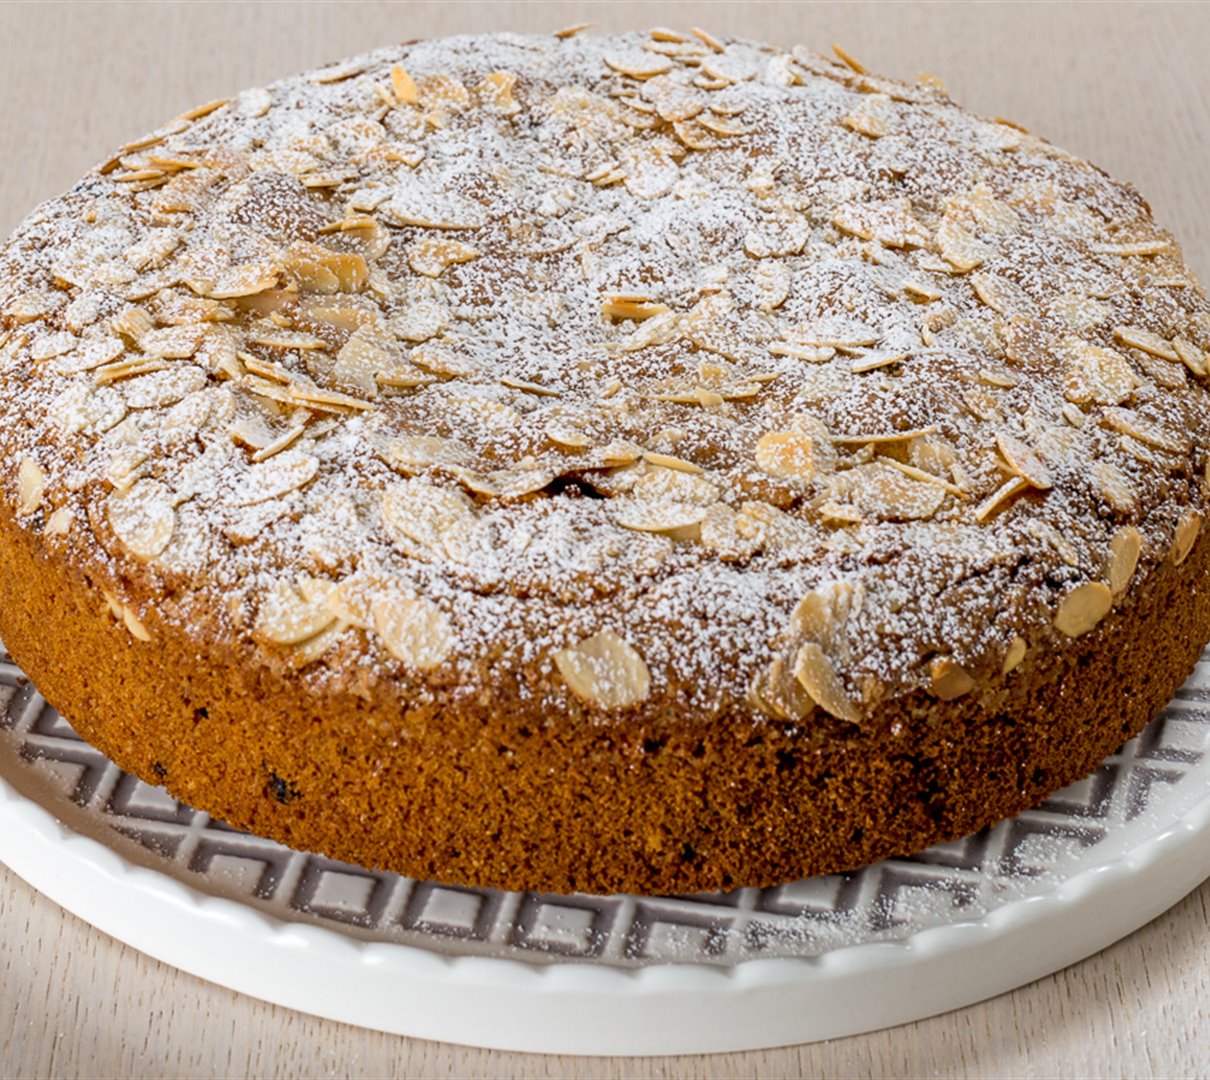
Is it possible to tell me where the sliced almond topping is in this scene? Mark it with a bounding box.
[613,499,709,539]
[769,342,836,363]
[975,476,1028,523]
[407,237,479,278]
[996,433,1053,490]
[1173,337,1208,378]
[833,200,929,249]
[930,658,975,701]
[793,642,861,723]
[1092,241,1170,256]
[831,42,867,73]
[1002,636,1027,675]
[381,480,476,558]
[555,630,651,710]
[936,219,990,272]
[390,300,450,343]
[1171,511,1202,566]
[755,431,817,484]
[390,64,418,106]
[385,435,472,475]
[1113,325,1179,362]
[749,654,815,721]
[45,507,75,536]
[233,451,319,506]
[1100,408,1189,455]
[140,324,207,359]
[254,579,339,646]
[207,262,282,300]
[604,52,673,80]
[107,479,175,559]
[1107,526,1142,594]
[642,451,702,475]
[603,296,670,321]
[1054,582,1113,637]
[372,593,453,671]
[842,94,893,139]
[16,456,46,515]
[791,581,860,652]
[1064,343,1138,406]
[1094,460,1140,515]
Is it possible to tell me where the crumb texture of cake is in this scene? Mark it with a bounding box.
[1,28,1209,894]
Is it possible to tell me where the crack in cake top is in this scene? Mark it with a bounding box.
[2,28,1210,725]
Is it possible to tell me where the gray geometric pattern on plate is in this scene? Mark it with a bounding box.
[3,636,1208,967]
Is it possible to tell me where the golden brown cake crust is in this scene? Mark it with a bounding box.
[2,30,1210,894]
[3,497,1210,894]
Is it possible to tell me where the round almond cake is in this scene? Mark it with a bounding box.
[2,28,1210,896]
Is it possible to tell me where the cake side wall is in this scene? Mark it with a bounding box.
[1,502,1208,895]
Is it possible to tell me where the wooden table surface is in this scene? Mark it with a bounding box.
[2,2,1209,1075]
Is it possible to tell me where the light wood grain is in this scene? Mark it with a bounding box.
[1,2,1208,1076]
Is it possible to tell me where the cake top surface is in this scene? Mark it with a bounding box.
[2,28,1209,727]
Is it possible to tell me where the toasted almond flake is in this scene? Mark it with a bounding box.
[603,297,669,321]
[1101,407,1189,455]
[122,606,151,642]
[881,458,965,497]
[234,450,320,506]
[936,219,990,272]
[289,383,375,413]
[107,479,175,559]
[832,427,935,445]
[372,593,453,671]
[850,350,907,374]
[793,642,860,722]
[407,237,479,278]
[833,200,929,249]
[690,26,726,52]
[975,476,1028,523]
[996,433,1053,490]
[16,456,46,515]
[95,357,169,385]
[843,94,892,139]
[207,262,281,300]
[179,98,228,121]
[695,113,754,137]
[642,451,702,475]
[1171,511,1202,566]
[749,654,815,721]
[390,63,418,105]
[1054,582,1113,637]
[554,630,651,710]
[613,499,709,538]
[255,580,338,646]
[903,280,943,302]
[1113,325,1180,363]
[1002,636,1027,675]
[104,446,149,490]
[385,435,472,475]
[1173,337,1208,378]
[501,375,560,397]
[1064,342,1137,405]
[930,658,975,701]
[251,422,307,463]
[1107,526,1142,594]
[604,52,673,79]
[111,307,154,343]
[1091,240,1170,256]
[554,22,596,39]
[831,43,867,74]
[45,507,74,536]
[769,342,836,363]
[247,330,329,351]
[755,432,817,483]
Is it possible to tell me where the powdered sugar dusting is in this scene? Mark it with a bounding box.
[2,30,1209,723]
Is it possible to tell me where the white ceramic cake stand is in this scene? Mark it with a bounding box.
[3,638,1210,1056]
